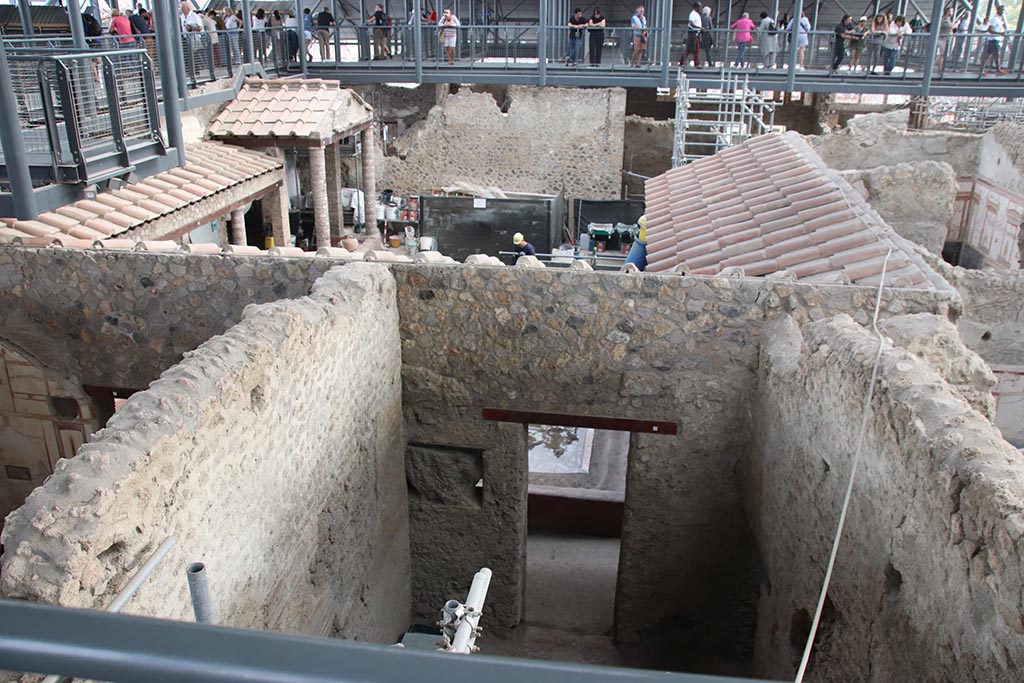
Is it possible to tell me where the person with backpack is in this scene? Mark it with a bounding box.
[369,4,391,60]
[758,11,777,68]
[82,11,103,45]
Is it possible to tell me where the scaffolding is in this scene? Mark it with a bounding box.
[926,96,1024,132]
[671,71,776,168]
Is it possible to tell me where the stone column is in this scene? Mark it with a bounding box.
[326,141,344,239]
[309,145,330,250]
[361,126,379,239]
[261,184,290,248]
[230,207,247,245]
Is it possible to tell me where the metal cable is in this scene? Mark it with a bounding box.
[794,248,892,683]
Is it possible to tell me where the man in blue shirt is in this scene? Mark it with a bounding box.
[629,5,647,66]
[513,233,536,256]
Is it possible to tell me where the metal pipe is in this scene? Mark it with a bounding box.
[537,0,547,85]
[296,0,308,76]
[918,0,944,96]
[449,568,491,655]
[242,0,255,63]
[153,0,186,166]
[40,537,176,683]
[784,0,800,92]
[186,562,216,624]
[0,599,719,683]
[17,0,34,36]
[66,0,89,49]
[0,35,39,220]
[658,0,673,87]
[413,0,423,82]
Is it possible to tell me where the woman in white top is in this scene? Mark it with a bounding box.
[881,15,910,75]
[438,8,460,65]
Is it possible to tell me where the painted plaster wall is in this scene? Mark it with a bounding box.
[393,263,957,664]
[749,314,1024,682]
[0,343,100,527]
[0,264,411,643]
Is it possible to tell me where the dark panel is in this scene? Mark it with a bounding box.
[483,408,677,435]
[528,490,623,537]
[571,199,645,239]
[419,196,555,263]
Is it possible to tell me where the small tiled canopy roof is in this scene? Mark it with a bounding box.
[207,79,374,146]
[0,142,281,242]
[644,133,945,288]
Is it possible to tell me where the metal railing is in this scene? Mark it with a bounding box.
[2,44,163,185]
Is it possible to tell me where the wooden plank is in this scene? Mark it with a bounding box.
[482,408,677,435]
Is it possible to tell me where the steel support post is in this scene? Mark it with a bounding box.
[296,0,308,76]
[658,0,673,87]
[242,0,255,63]
[153,0,186,165]
[918,0,944,96]
[413,0,423,82]
[17,0,34,36]
[67,0,89,49]
[0,38,38,220]
[785,0,800,92]
[538,0,547,85]
[1011,8,1024,73]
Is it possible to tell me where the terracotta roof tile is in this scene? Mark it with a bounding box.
[643,132,942,288]
[207,78,373,142]
[0,141,282,243]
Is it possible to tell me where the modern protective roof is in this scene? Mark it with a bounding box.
[207,79,374,146]
[0,142,281,243]
[644,133,945,288]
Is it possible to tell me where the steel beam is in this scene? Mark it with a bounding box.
[153,0,186,166]
[17,0,34,36]
[918,0,944,95]
[0,600,759,683]
[242,0,255,63]
[482,408,678,434]
[0,35,38,219]
[66,0,89,49]
[296,0,308,76]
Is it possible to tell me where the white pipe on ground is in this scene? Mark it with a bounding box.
[449,568,492,655]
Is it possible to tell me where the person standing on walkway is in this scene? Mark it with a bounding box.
[567,8,587,65]
[681,3,702,66]
[881,14,910,75]
[700,5,715,66]
[438,8,460,65]
[831,15,854,72]
[588,8,606,66]
[369,4,391,60]
[758,11,777,68]
[934,7,954,73]
[980,6,1009,76]
[786,11,810,68]
[316,6,335,61]
[730,12,756,67]
[629,5,647,66]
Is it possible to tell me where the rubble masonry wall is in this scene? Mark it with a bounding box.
[0,263,411,643]
[749,314,1024,682]
[384,86,626,200]
[0,247,335,390]
[393,263,958,657]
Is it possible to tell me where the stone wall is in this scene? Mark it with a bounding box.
[0,247,335,390]
[624,116,674,181]
[808,110,981,176]
[393,263,958,666]
[0,263,411,643]
[838,160,957,255]
[384,86,626,200]
[748,314,1024,682]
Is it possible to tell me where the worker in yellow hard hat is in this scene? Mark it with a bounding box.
[513,232,536,256]
[624,214,648,271]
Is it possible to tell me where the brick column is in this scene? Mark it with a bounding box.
[326,141,344,240]
[309,145,330,250]
[361,127,378,238]
[230,207,247,245]
[261,184,290,248]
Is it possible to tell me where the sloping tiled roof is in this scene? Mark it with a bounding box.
[0,142,281,243]
[644,133,943,288]
[207,79,374,143]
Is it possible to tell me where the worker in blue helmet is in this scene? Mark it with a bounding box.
[624,215,648,271]
[513,232,536,256]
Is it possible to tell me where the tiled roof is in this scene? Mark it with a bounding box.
[0,142,281,243]
[206,79,374,142]
[644,133,944,288]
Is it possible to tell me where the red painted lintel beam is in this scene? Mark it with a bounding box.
[482,408,678,435]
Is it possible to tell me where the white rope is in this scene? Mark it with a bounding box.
[794,248,893,683]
